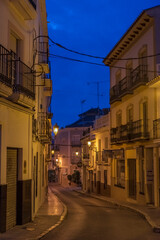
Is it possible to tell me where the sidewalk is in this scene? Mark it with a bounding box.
[75,189,160,233]
[0,185,67,240]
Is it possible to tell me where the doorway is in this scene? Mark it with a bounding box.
[128,159,136,199]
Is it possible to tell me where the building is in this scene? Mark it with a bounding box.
[81,110,111,196]
[0,0,52,232]
[104,6,160,206]
[54,108,105,186]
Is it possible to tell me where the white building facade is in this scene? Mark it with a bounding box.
[104,6,160,206]
[0,0,52,232]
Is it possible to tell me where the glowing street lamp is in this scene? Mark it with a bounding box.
[75,151,79,156]
[53,123,59,136]
[87,141,91,147]
[51,150,54,155]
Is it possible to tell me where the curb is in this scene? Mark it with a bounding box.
[36,191,67,240]
[74,190,160,233]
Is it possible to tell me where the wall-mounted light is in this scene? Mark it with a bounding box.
[87,141,91,147]
[51,150,54,155]
[53,123,59,136]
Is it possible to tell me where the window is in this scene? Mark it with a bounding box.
[36,152,38,197]
[126,61,132,87]
[116,111,122,139]
[104,170,107,189]
[139,147,144,194]
[116,70,121,84]
[94,173,96,187]
[139,45,147,79]
[42,154,44,187]
[72,135,80,145]
[98,139,101,162]
[115,159,125,188]
[10,32,22,58]
[140,99,148,135]
[105,137,108,149]
[126,104,133,123]
[116,111,122,126]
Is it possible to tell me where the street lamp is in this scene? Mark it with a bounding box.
[53,123,59,136]
[87,141,91,148]
[51,150,54,155]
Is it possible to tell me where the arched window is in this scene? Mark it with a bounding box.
[126,61,132,88]
[116,69,121,85]
[139,45,148,80]
[116,110,122,127]
[126,104,133,123]
[139,98,148,135]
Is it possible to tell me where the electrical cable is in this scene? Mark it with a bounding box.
[48,36,160,61]
[49,53,160,74]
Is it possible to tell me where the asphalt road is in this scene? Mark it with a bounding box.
[42,185,160,240]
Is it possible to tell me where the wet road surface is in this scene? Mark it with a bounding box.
[42,185,160,240]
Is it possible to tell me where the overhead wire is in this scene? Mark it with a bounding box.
[48,36,160,61]
[49,53,160,74]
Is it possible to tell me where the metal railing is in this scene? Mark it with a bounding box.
[111,119,149,144]
[0,44,14,86]
[0,44,35,99]
[110,65,148,103]
[33,38,49,64]
[14,59,35,99]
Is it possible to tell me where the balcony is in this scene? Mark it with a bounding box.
[10,0,37,20]
[33,37,49,73]
[110,65,148,104]
[37,112,52,143]
[153,118,160,139]
[0,45,13,86]
[111,119,149,144]
[14,59,35,99]
[0,44,35,101]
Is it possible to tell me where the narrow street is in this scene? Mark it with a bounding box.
[43,184,160,240]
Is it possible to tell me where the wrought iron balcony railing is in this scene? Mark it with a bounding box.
[111,119,149,144]
[14,58,35,99]
[0,45,14,86]
[153,118,160,139]
[33,37,49,64]
[110,65,148,103]
[0,44,35,99]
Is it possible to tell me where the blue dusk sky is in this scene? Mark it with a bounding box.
[46,0,160,128]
